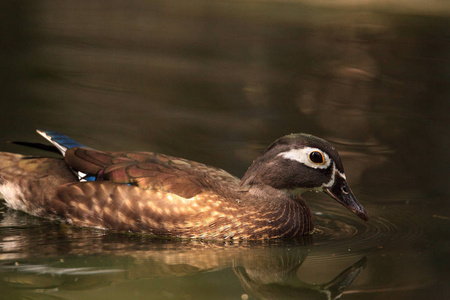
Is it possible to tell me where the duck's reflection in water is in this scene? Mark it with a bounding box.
[0,232,366,300]
[234,255,366,300]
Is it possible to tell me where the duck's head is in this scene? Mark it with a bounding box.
[240,133,368,221]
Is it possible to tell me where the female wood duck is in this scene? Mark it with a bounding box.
[0,130,368,239]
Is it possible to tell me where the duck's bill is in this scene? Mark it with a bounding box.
[325,175,368,221]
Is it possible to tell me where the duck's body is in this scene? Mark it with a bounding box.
[0,131,367,239]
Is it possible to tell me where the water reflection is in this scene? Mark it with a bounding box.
[235,256,366,300]
[0,227,366,300]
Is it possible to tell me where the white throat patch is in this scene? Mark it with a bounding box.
[322,163,336,188]
[278,147,332,169]
[286,162,346,195]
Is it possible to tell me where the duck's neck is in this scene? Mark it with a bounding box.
[239,157,266,188]
[242,184,314,238]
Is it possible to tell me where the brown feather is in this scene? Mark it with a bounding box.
[64,148,237,199]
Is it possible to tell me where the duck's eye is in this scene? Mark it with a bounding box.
[341,185,349,194]
[309,151,325,164]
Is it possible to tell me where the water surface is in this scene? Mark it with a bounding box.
[0,1,449,299]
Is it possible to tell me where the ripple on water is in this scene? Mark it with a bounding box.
[310,202,423,253]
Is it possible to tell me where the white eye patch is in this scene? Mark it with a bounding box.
[278,147,331,169]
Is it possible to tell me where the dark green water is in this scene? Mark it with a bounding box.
[1,1,449,299]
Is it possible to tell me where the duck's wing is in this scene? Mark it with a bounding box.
[65,147,238,199]
[35,130,239,198]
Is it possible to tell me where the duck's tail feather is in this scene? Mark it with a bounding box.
[36,130,95,181]
[36,130,86,157]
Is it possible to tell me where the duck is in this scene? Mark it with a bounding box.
[0,130,368,239]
